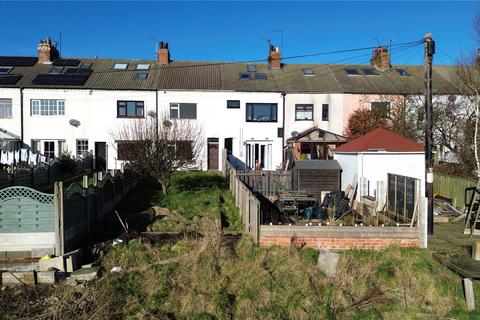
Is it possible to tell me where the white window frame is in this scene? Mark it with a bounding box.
[31,99,65,116]
[0,98,13,118]
[76,139,89,157]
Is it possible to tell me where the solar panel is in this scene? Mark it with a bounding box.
[0,56,37,66]
[239,72,250,80]
[52,59,81,66]
[0,74,23,85]
[362,68,379,75]
[344,68,361,76]
[32,73,91,85]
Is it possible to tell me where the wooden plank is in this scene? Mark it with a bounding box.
[464,278,475,311]
[433,253,480,279]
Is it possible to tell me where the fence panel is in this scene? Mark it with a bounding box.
[433,174,477,208]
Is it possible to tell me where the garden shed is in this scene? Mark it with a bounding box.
[333,128,425,203]
[292,159,342,199]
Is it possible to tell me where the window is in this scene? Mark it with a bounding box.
[0,98,12,118]
[136,63,150,70]
[322,104,329,121]
[135,72,148,80]
[362,68,379,75]
[49,66,64,74]
[295,104,313,121]
[76,139,89,156]
[80,63,92,70]
[395,68,410,76]
[371,101,390,114]
[117,101,144,118]
[247,65,256,72]
[176,140,193,161]
[254,73,267,80]
[344,68,361,76]
[117,141,136,161]
[44,141,55,159]
[113,63,128,70]
[31,99,65,116]
[0,67,12,74]
[246,103,277,122]
[227,100,240,109]
[303,68,314,76]
[58,140,66,155]
[239,73,250,80]
[31,140,40,153]
[170,103,197,119]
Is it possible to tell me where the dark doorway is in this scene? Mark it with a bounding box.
[95,142,107,171]
[224,138,233,155]
[207,138,219,170]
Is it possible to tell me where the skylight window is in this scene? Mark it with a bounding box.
[254,73,267,80]
[0,67,12,74]
[240,73,250,80]
[135,72,148,80]
[49,66,64,74]
[395,68,410,76]
[136,63,150,70]
[80,63,92,70]
[362,68,379,75]
[303,68,314,76]
[344,68,361,76]
[247,65,256,72]
[113,63,128,70]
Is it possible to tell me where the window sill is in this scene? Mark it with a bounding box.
[117,116,145,119]
[295,119,314,121]
[246,120,278,123]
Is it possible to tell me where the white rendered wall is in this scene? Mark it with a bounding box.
[0,88,22,136]
[333,153,358,191]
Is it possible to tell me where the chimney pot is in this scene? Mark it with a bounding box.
[37,37,60,64]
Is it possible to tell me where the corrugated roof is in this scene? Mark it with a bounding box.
[333,128,424,153]
[293,159,342,170]
[0,55,465,94]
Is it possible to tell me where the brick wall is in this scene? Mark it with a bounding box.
[259,225,420,250]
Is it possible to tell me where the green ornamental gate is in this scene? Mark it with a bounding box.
[0,186,54,233]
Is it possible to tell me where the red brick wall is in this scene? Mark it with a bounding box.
[260,236,419,250]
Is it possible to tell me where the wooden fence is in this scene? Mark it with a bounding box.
[236,170,292,196]
[433,174,477,208]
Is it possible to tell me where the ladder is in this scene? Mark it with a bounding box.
[464,187,480,237]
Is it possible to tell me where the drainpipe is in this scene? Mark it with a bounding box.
[281,92,286,163]
[20,87,24,147]
[155,90,159,141]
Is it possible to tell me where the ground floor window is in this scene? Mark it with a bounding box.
[76,139,89,156]
[245,141,272,169]
[43,141,55,159]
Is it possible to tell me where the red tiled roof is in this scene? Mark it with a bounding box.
[333,128,424,153]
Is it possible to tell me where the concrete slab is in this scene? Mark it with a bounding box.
[36,271,67,284]
[6,251,31,261]
[39,256,65,272]
[2,271,36,285]
[64,249,82,273]
[317,251,340,278]
[31,247,54,258]
[70,267,99,282]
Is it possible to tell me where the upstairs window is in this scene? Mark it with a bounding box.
[371,101,390,115]
[227,100,240,109]
[113,63,128,70]
[76,139,89,156]
[117,101,144,118]
[0,98,12,118]
[246,103,277,122]
[0,67,12,74]
[295,104,313,121]
[31,99,65,116]
[322,104,329,121]
[170,103,197,119]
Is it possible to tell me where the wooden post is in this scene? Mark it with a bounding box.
[93,172,98,187]
[473,241,480,261]
[54,181,64,256]
[97,171,103,182]
[83,175,89,232]
[464,278,475,311]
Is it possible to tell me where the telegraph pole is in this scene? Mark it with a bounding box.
[425,33,435,235]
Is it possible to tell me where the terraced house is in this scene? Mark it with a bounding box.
[0,38,461,170]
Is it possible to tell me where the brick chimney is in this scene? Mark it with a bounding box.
[157,41,170,65]
[370,46,391,70]
[37,37,59,64]
[267,44,281,70]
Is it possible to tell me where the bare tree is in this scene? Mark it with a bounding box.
[114,116,204,195]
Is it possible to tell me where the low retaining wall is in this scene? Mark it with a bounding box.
[259,225,420,250]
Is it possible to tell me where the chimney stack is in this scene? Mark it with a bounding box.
[157,41,170,65]
[370,46,391,70]
[267,44,281,70]
[37,37,60,64]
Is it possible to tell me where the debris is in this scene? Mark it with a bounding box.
[1,271,36,285]
[39,256,65,272]
[70,267,100,282]
[112,239,124,247]
[317,251,340,277]
[110,266,122,273]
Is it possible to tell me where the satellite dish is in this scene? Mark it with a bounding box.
[291,131,300,138]
[147,110,157,117]
[163,120,172,128]
[69,119,81,127]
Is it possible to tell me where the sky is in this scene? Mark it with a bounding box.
[0,1,478,66]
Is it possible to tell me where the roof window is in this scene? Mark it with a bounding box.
[136,63,150,70]
[362,68,379,75]
[303,68,314,76]
[0,67,12,74]
[395,68,410,76]
[135,72,148,80]
[247,65,256,72]
[240,73,250,80]
[113,63,128,70]
[344,68,361,76]
[254,73,267,80]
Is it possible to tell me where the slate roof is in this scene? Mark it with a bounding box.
[333,128,424,153]
[0,55,463,94]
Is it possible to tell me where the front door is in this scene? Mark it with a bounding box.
[207,138,219,170]
[95,142,107,171]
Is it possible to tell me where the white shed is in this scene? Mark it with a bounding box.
[333,128,425,202]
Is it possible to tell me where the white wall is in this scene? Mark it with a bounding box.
[333,153,358,190]
[284,93,344,138]
[2,87,284,171]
